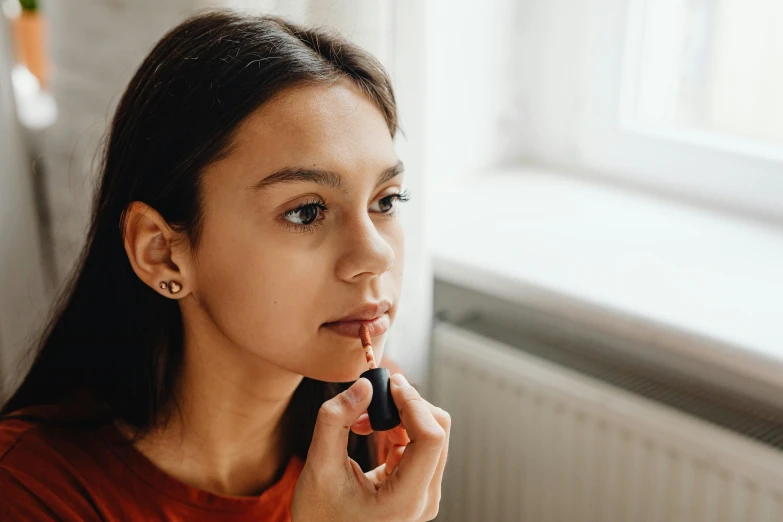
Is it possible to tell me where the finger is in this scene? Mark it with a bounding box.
[350,413,372,435]
[308,378,373,471]
[364,463,389,487]
[386,425,410,446]
[399,401,452,522]
[425,403,452,515]
[382,373,446,499]
[384,443,406,475]
[382,425,410,475]
[352,415,408,439]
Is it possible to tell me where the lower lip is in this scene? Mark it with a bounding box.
[323,313,390,338]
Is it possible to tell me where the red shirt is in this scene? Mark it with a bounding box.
[1,359,404,520]
[0,406,304,521]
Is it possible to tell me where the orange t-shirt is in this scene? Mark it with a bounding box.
[0,407,304,521]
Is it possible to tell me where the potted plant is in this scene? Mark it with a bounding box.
[10,0,47,87]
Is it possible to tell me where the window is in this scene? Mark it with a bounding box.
[622,0,783,154]
[575,0,783,222]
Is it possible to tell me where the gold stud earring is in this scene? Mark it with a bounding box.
[159,282,168,290]
[167,281,182,294]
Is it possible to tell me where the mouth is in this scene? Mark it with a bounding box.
[323,313,390,338]
[322,301,392,338]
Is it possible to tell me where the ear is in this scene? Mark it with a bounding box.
[122,201,193,299]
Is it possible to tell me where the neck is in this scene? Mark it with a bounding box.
[131,308,303,497]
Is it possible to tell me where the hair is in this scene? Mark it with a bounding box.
[1,10,398,471]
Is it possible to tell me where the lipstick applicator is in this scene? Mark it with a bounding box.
[358,324,401,431]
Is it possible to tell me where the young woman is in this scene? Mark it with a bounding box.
[0,11,449,521]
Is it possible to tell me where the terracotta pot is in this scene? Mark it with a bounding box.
[11,11,47,88]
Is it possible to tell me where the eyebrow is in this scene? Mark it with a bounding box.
[250,161,405,192]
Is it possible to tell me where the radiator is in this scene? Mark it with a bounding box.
[431,322,783,522]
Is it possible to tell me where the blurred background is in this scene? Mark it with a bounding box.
[1,0,782,520]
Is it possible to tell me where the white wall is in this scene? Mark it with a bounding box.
[386,0,432,388]
[0,18,48,397]
[425,0,522,182]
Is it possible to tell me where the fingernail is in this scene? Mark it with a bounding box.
[346,378,368,404]
[392,373,408,387]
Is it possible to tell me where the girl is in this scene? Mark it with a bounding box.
[0,11,449,521]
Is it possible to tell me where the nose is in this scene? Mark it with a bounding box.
[335,214,395,282]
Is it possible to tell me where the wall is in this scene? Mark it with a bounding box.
[425,0,521,182]
[0,18,48,396]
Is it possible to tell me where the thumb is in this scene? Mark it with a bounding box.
[308,377,373,470]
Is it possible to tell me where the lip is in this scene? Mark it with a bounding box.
[323,301,392,338]
[323,313,390,338]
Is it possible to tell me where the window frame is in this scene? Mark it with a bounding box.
[573,0,783,224]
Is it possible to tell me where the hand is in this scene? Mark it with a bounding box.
[291,373,451,522]
[349,412,409,487]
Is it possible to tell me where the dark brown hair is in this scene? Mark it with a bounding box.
[1,10,398,471]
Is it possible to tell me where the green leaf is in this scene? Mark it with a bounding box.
[19,0,38,12]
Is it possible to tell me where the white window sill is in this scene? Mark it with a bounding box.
[431,168,783,391]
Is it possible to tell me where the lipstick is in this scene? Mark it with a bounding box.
[360,324,377,369]
[358,324,400,431]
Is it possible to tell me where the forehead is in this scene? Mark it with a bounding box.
[221,80,396,180]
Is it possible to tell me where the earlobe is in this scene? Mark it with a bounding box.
[122,201,191,299]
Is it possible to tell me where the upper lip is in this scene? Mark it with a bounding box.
[327,300,392,323]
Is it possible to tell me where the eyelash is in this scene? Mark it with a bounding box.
[282,189,412,234]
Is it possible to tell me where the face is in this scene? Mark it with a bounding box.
[188,81,405,382]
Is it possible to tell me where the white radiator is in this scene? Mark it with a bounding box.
[431,322,783,522]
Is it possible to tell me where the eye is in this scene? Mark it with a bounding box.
[283,201,327,226]
[370,190,411,214]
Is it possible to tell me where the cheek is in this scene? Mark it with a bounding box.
[187,214,408,381]
[191,227,325,363]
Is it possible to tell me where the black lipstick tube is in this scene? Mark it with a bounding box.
[359,367,400,431]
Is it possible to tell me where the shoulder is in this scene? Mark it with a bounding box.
[0,406,71,464]
[0,414,35,462]
[0,408,106,520]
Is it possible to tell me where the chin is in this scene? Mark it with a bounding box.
[308,352,386,384]
[321,363,372,383]
[298,332,388,383]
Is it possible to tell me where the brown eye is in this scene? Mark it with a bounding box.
[377,196,394,212]
[298,204,320,224]
[370,193,407,214]
[283,202,326,226]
